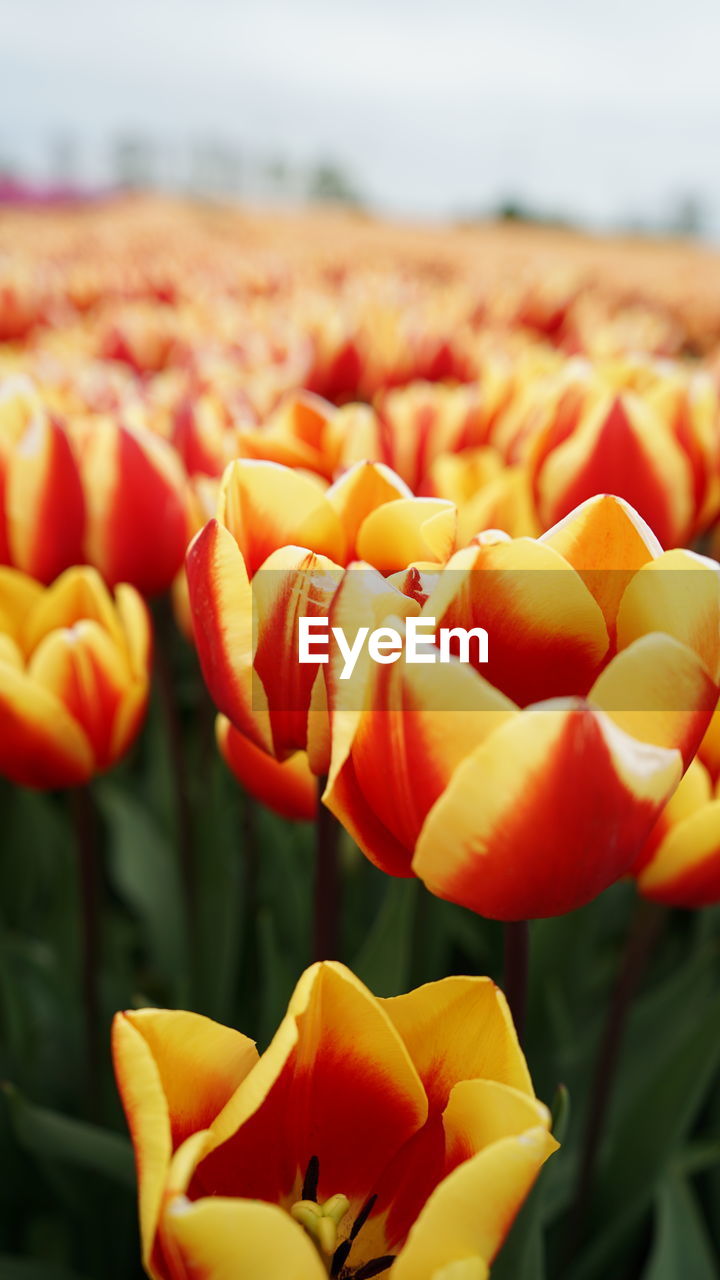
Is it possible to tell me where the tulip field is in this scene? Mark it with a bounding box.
[3,197,720,1279]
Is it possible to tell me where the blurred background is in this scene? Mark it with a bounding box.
[1,0,719,236]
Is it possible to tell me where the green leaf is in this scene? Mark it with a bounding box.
[95,781,188,1003]
[4,1084,135,1189]
[551,1084,571,1147]
[352,879,418,996]
[643,1175,718,1279]
[567,989,720,1280]
[0,1260,90,1280]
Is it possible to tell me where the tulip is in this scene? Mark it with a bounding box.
[634,706,720,907]
[0,378,85,583]
[72,413,191,596]
[324,495,720,919]
[493,357,720,547]
[235,390,349,480]
[185,458,453,774]
[0,564,151,788]
[113,961,557,1280]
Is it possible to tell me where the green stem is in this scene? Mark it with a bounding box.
[152,600,196,953]
[314,783,341,962]
[70,785,101,1111]
[503,920,530,1044]
[568,896,667,1254]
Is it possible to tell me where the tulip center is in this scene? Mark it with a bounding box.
[291,1156,396,1278]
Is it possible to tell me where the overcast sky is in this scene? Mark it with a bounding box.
[2,0,720,233]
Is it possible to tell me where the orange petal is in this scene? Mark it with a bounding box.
[540,493,661,632]
[217,715,317,820]
[326,460,411,559]
[325,652,514,878]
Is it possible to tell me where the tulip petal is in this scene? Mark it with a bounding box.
[115,582,153,679]
[112,1010,258,1275]
[424,538,609,707]
[380,977,533,1111]
[326,459,411,559]
[540,493,660,630]
[0,664,93,787]
[534,394,693,548]
[377,1080,554,1261]
[186,519,272,753]
[28,621,132,769]
[413,702,682,919]
[0,566,43,649]
[81,419,189,596]
[163,1196,327,1280]
[7,410,85,583]
[356,498,457,574]
[217,459,346,575]
[22,565,125,655]
[217,715,317,820]
[391,1087,554,1279]
[590,633,718,767]
[637,797,720,907]
[252,545,342,759]
[616,549,720,683]
[326,652,515,877]
[195,962,427,1212]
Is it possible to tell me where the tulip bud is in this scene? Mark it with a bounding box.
[0,565,151,788]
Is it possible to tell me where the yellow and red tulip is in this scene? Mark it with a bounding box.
[113,961,557,1280]
[634,706,720,908]
[0,564,151,788]
[185,458,449,773]
[72,413,192,596]
[0,379,85,583]
[324,495,720,919]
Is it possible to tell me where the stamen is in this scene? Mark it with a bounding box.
[330,1239,351,1277]
[350,1194,377,1241]
[353,1259,396,1279]
[303,1154,320,1202]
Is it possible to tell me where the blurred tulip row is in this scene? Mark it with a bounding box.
[1,200,720,1280]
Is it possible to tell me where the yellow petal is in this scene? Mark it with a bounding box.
[356,498,457,574]
[590,632,718,765]
[163,1195,327,1280]
[325,459,411,558]
[112,1009,258,1275]
[616,549,720,682]
[217,459,346,574]
[393,1089,555,1280]
[380,977,533,1108]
